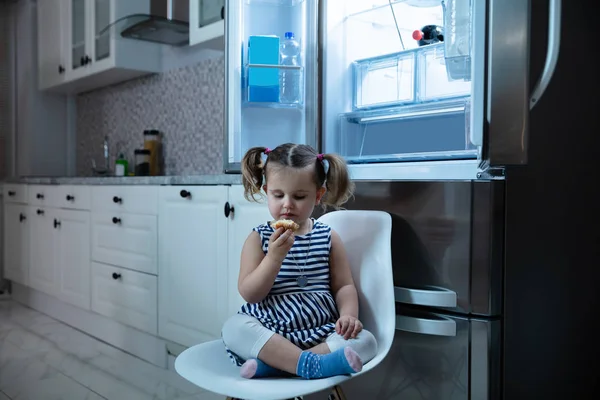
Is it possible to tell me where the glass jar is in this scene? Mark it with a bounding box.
[134,149,151,176]
[143,130,162,176]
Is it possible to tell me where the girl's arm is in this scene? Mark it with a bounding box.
[238,229,293,303]
[329,229,359,319]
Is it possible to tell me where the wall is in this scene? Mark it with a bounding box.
[76,55,225,176]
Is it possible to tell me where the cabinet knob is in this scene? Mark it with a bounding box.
[7,191,15,196]
[221,6,225,19]
[180,190,191,199]
[53,219,61,228]
[66,195,75,201]
[224,201,234,218]
[113,196,122,204]
[36,193,44,199]
[84,55,91,65]
[112,272,122,280]
[80,56,85,66]
[58,65,65,74]
[112,217,121,224]
[36,209,44,215]
[19,213,26,222]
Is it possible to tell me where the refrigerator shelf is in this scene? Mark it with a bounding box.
[342,98,468,124]
[243,63,304,109]
[353,42,471,111]
[244,0,304,6]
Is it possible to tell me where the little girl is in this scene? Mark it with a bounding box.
[221,143,378,380]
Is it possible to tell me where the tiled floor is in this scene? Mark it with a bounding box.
[0,299,224,400]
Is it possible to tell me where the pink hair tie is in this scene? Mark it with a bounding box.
[264,148,271,154]
[317,153,324,161]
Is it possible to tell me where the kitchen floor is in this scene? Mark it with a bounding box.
[0,299,224,400]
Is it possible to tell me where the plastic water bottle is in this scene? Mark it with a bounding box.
[279,31,301,104]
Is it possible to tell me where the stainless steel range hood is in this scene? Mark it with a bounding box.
[100,0,190,46]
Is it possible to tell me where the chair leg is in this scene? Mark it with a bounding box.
[328,385,347,400]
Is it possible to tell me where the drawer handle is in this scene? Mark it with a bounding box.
[113,196,122,204]
[8,191,15,196]
[19,213,26,222]
[394,286,457,308]
[36,193,44,199]
[224,201,234,218]
[66,195,75,201]
[112,217,121,224]
[396,315,456,337]
[36,209,44,215]
[112,272,122,280]
[180,189,191,199]
[53,219,61,228]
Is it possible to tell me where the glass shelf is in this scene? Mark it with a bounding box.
[245,0,304,6]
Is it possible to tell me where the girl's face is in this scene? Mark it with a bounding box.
[263,165,325,232]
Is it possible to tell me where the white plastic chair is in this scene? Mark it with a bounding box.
[175,210,395,400]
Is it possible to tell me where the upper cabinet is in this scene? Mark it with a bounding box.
[189,0,225,49]
[37,0,162,93]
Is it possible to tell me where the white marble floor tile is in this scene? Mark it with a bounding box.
[0,300,226,400]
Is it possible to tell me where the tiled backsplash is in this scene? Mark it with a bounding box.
[76,55,225,176]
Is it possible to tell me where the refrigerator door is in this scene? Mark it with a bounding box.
[338,309,501,400]
[223,0,319,172]
[324,180,504,317]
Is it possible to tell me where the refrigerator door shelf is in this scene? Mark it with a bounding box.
[243,64,304,109]
[395,285,458,308]
[245,0,304,6]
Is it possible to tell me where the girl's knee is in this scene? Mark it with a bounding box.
[222,313,249,347]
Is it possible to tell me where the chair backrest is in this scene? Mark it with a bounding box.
[317,210,395,367]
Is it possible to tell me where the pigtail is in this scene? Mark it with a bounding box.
[321,153,355,209]
[241,146,267,202]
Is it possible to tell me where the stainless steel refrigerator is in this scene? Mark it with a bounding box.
[224,0,599,398]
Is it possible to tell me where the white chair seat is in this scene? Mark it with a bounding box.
[175,210,395,400]
[175,340,350,400]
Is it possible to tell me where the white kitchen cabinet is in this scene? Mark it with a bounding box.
[225,185,272,316]
[2,204,30,286]
[91,262,158,335]
[28,206,59,297]
[55,209,92,310]
[37,0,162,93]
[28,205,91,310]
[189,0,225,49]
[158,186,229,347]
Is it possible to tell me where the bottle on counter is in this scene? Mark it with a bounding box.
[115,153,128,177]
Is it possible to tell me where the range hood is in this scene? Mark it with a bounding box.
[100,0,190,46]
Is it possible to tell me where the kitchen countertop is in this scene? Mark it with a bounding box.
[1,174,243,186]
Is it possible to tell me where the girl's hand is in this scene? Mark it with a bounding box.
[267,227,295,263]
[336,315,363,340]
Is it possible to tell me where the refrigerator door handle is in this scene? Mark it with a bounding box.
[396,315,457,337]
[485,0,531,167]
[394,286,457,308]
[530,0,562,110]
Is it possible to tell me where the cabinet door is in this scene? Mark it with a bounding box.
[68,0,91,75]
[55,209,91,310]
[3,204,29,285]
[37,0,66,89]
[158,186,229,347]
[92,0,111,64]
[225,185,272,316]
[28,207,58,297]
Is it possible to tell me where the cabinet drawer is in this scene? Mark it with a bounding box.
[4,184,29,204]
[28,185,60,207]
[91,212,158,275]
[91,262,158,335]
[55,185,91,210]
[92,186,158,215]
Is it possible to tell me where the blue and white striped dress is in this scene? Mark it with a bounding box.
[227,219,339,366]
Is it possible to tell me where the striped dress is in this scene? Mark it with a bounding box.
[227,219,339,366]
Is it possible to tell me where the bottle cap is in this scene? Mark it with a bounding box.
[412,30,423,40]
[285,31,294,39]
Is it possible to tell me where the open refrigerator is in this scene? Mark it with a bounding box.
[219,1,600,400]
[223,0,548,179]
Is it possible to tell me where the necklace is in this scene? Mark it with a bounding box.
[291,219,313,288]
